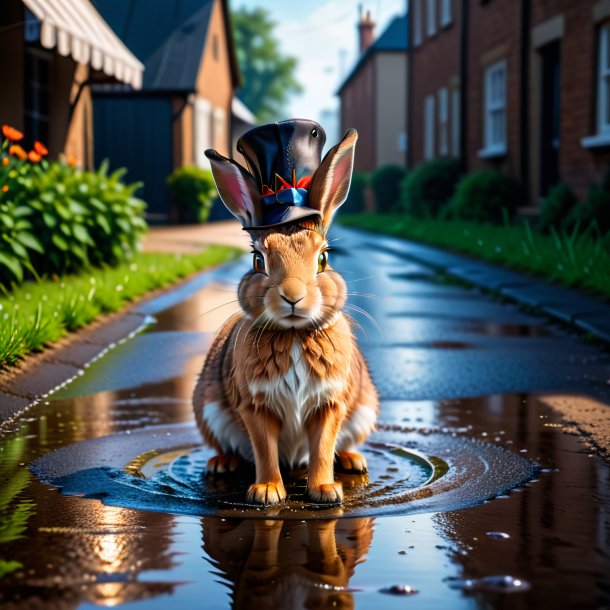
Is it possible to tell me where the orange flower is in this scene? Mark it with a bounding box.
[2,157,8,166]
[28,150,41,163]
[2,125,24,142]
[9,145,27,160]
[66,154,78,167]
[2,185,9,192]
[34,141,48,156]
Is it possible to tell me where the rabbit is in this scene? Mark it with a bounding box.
[192,125,378,505]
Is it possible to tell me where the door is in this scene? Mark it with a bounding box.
[539,40,561,196]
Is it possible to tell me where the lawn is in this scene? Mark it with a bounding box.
[340,213,610,300]
[0,245,241,369]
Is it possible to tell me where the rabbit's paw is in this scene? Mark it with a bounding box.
[336,451,368,473]
[205,454,241,476]
[308,481,344,504]
[246,482,286,505]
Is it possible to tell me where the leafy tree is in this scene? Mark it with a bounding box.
[232,7,302,121]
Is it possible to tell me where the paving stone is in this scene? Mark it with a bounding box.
[0,392,32,423]
[574,312,610,343]
[53,342,109,368]
[448,265,537,291]
[7,361,83,399]
[83,313,148,346]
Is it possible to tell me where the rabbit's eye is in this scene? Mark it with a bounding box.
[311,128,318,138]
[317,251,328,273]
[253,252,266,273]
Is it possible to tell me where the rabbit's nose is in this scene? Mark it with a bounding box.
[279,278,306,306]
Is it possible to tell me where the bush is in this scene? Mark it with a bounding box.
[399,158,461,218]
[445,170,524,224]
[370,164,407,212]
[537,182,578,233]
[1,126,147,286]
[564,183,610,236]
[343,171,368,213]
[167,165,216,223]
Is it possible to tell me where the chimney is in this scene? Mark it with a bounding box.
[357,5,376,54]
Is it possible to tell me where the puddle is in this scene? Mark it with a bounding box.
[1,227,609,608]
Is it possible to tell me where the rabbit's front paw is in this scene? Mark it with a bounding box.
[205,454,241,476]
[308,481,344,504]
[246,482,286,505]
[336,451,368,473]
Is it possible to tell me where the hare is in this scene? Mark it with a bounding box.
[192,121,378,505]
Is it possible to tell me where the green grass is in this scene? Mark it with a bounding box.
[340,213,610,300]
[0,245,241,369]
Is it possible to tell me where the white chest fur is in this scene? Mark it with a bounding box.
[248,342,345,467]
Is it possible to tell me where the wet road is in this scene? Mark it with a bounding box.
[1,226,609,609]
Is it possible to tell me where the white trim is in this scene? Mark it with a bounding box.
[451,88,460,157]
[581,132,610,148]
[478,144,507,159]
[440,0,452,27]
[597,23,610,135]
[426,0,437,37]
[413,0,423,46]
[424,95,436,160]
[483,60,507,153]
[438,87,449,155]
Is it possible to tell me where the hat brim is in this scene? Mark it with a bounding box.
[243,206,322,230]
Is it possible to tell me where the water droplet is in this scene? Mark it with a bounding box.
[486,531,510,539]
[448,575,530,593]
[380,584,419,596]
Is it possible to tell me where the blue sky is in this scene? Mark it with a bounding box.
[234,0,406,136]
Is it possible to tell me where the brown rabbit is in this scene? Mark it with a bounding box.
[193,120,378,505]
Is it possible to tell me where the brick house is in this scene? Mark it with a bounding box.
[0,0,143,168]
[91,0,240,221]
[409,0,610,205]
[337,11,408,172]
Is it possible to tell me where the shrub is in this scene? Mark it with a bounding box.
[343,171,368,213]
[564,183,610,236]
[167,165,216,223]
[399,158,461,218]
[370,164,407,212]
[537,182,578,233]
[445,170,524,223]
[0,124,147,286]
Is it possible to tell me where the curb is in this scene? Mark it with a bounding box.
[346,228,610,344]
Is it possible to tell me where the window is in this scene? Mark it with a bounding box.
[413,0,422,46]
[426,0,437,37]
[24,49,50,146]
[481,60,507,156]
[424,95,436,160]
[451,88,460,157]
[438,87,449,155]
[440,0,452,27]
[397,132,408,153]
[194,98,212,168]
[597,23,610,134]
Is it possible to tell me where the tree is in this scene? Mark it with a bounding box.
[232,7,303,122]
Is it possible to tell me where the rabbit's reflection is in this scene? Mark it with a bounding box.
[202,516,374,609]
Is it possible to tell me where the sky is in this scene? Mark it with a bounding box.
[235,0,407,140]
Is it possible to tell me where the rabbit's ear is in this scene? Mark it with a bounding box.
[205,149,261,227]
[308,129,358,227]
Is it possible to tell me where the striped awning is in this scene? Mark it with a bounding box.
[22,0,143,89]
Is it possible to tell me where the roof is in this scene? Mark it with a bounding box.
[232,97,257,125]
[337,14,408,95]
[23,0,143,88]
[92,0,240,92]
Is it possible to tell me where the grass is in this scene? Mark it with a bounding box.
[0,245,241,369]
[340,213,610,300]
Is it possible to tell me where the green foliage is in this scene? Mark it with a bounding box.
[537,182,578,233]
[343,172,368,213]
[232,7,302,121]
[166,165,216,223]
[370,164,407,213]
[399,158,461,218]
[445,170,523,223]
[0,153,147,286]
[340,213,610,300]
[0,246,241,369]
[565,183,610,236]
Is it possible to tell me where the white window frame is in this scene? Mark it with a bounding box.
[479,60,507,158]
[413,0,422,47]
[597,23,610,134]
[194,98,212,168]
[440,0,452,27]
[424,95,436,160]
[438,87,449,155]
[426,0,437,37]
[451,88,460,157]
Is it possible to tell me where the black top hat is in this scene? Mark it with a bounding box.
[235,119,327,228]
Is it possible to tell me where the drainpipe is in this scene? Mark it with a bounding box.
[459,0,469,174]
[519,0,531,199]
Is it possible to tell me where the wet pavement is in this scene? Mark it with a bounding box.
[0,226,609,609]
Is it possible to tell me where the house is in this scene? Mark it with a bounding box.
[0,0,143,168]
[92,0,240,222]
[409,0,610,205]
[337,11,409,172]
